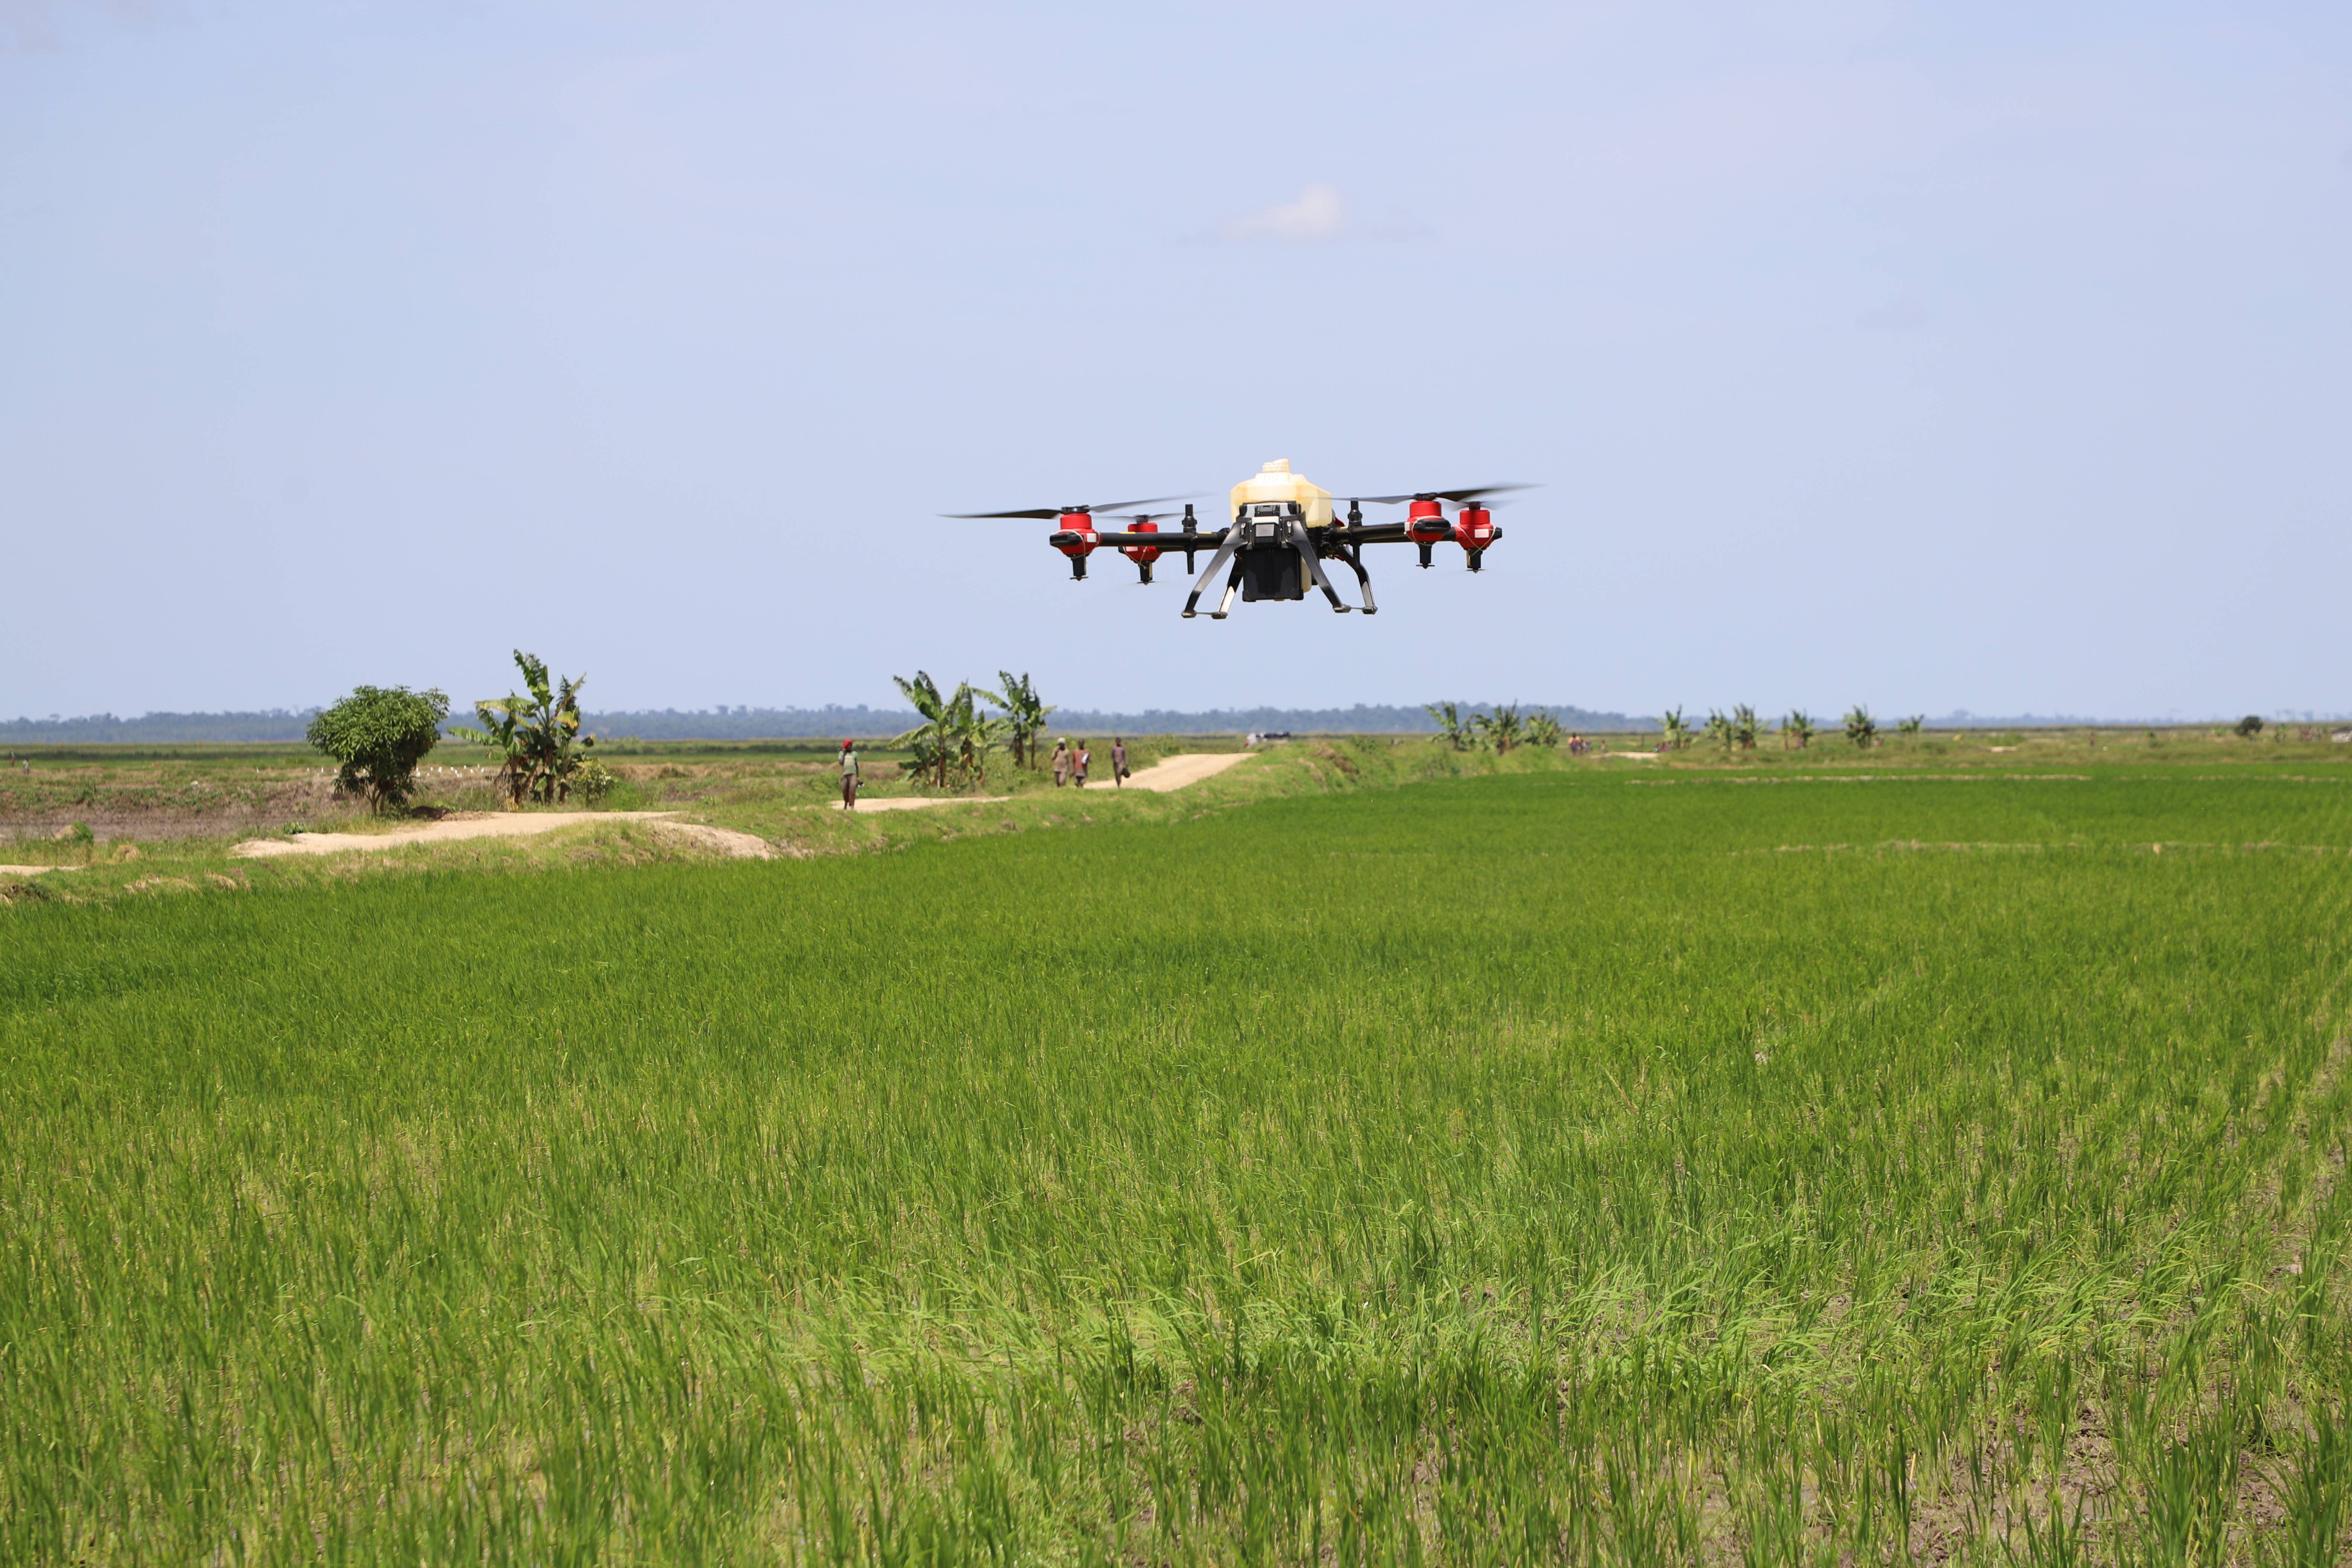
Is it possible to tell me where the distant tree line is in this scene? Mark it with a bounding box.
[577,701,1651,740]
[0,710,324,744]
[10,703,2334,746]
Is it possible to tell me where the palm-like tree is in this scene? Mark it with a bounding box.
[1659,707,1691,750]
[891,671,956,787]
[894,673,1003,789]
[1426,702,1473,752]
[1704,709,1734,751]
[1896,714,1925,735]
[1474,703,1524,754]
[1844,704,1878,749]
[1781,709,1816,750]
[1731,704,1761,751]
[948,685,1003,786]
[985,671,1055,769]
[451,649,596,807]
[1525,712,1564,748]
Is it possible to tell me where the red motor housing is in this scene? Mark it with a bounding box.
[1406,499,1449,538]
[1054,511,1099,559]
[1119,518,1161,565]
[1454,505,1496,552]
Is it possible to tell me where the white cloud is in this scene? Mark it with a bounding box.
[1222,184,1348,243]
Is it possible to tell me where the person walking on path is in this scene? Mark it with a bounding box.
[1074,741,1092,787]
[838,739,861,809]
[1050,738,1071,788]
[1111,737,1129,787]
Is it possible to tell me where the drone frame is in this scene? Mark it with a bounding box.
[1065,498,1499,620]
[952,482,1521,619]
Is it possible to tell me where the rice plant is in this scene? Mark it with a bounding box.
[3,765,2349,1562]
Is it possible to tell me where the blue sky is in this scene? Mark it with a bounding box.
[3,1,2347,720]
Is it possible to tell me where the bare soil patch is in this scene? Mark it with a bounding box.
[835,796,1010,813]
[232,812,681,859]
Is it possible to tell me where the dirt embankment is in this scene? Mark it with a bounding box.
[0,775,348,842]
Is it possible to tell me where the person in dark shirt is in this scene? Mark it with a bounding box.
[1111,737,1128,786]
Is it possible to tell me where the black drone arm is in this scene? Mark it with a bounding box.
[1082,527,1232,549]
[1329,522,1507,547]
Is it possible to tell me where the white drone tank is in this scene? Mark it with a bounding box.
[1228,459,1334,528]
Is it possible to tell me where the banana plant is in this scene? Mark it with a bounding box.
[1782,709,1816,750]
[1704,709,1733,751]
[1525,712,1564,749]
[1732,704,1761,751]
[1658,707,1691,750]
[1425,702,1473,752]
[948,684,1004,786]
[984,671,1056,769]
[1473,703,1524,754]
[893,672,1001,789]
[890,671,955,788]
[1897,714,1925,735]
[450,650,595,808]
[1844,704,1878,749]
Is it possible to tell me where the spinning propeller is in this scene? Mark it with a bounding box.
[942,496,1204,581]
[942,495,1198,520]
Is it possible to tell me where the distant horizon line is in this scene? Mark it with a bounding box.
[4,701,2346,746]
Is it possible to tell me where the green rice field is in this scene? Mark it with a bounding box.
[5,761,2350,1562]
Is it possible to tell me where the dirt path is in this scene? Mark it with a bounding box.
[1117,752,1256,791]
[831,753,1252,809]
[0,865,62,876]
[212,755,1256,856]
[231,812,682,859]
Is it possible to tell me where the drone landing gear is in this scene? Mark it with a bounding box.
[1340,544,1378,614]
[1181,529,1245,619]
[1289,528,1351,613]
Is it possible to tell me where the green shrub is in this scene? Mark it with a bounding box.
[575,758,618,805]
[306,686,449,812]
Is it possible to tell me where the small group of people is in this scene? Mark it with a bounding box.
[833,734,1132,808]
[1050,736,1129,789]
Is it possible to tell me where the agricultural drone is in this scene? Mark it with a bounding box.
[945,459,1533,619]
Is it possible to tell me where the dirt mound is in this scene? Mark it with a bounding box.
[647,822,786,859]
